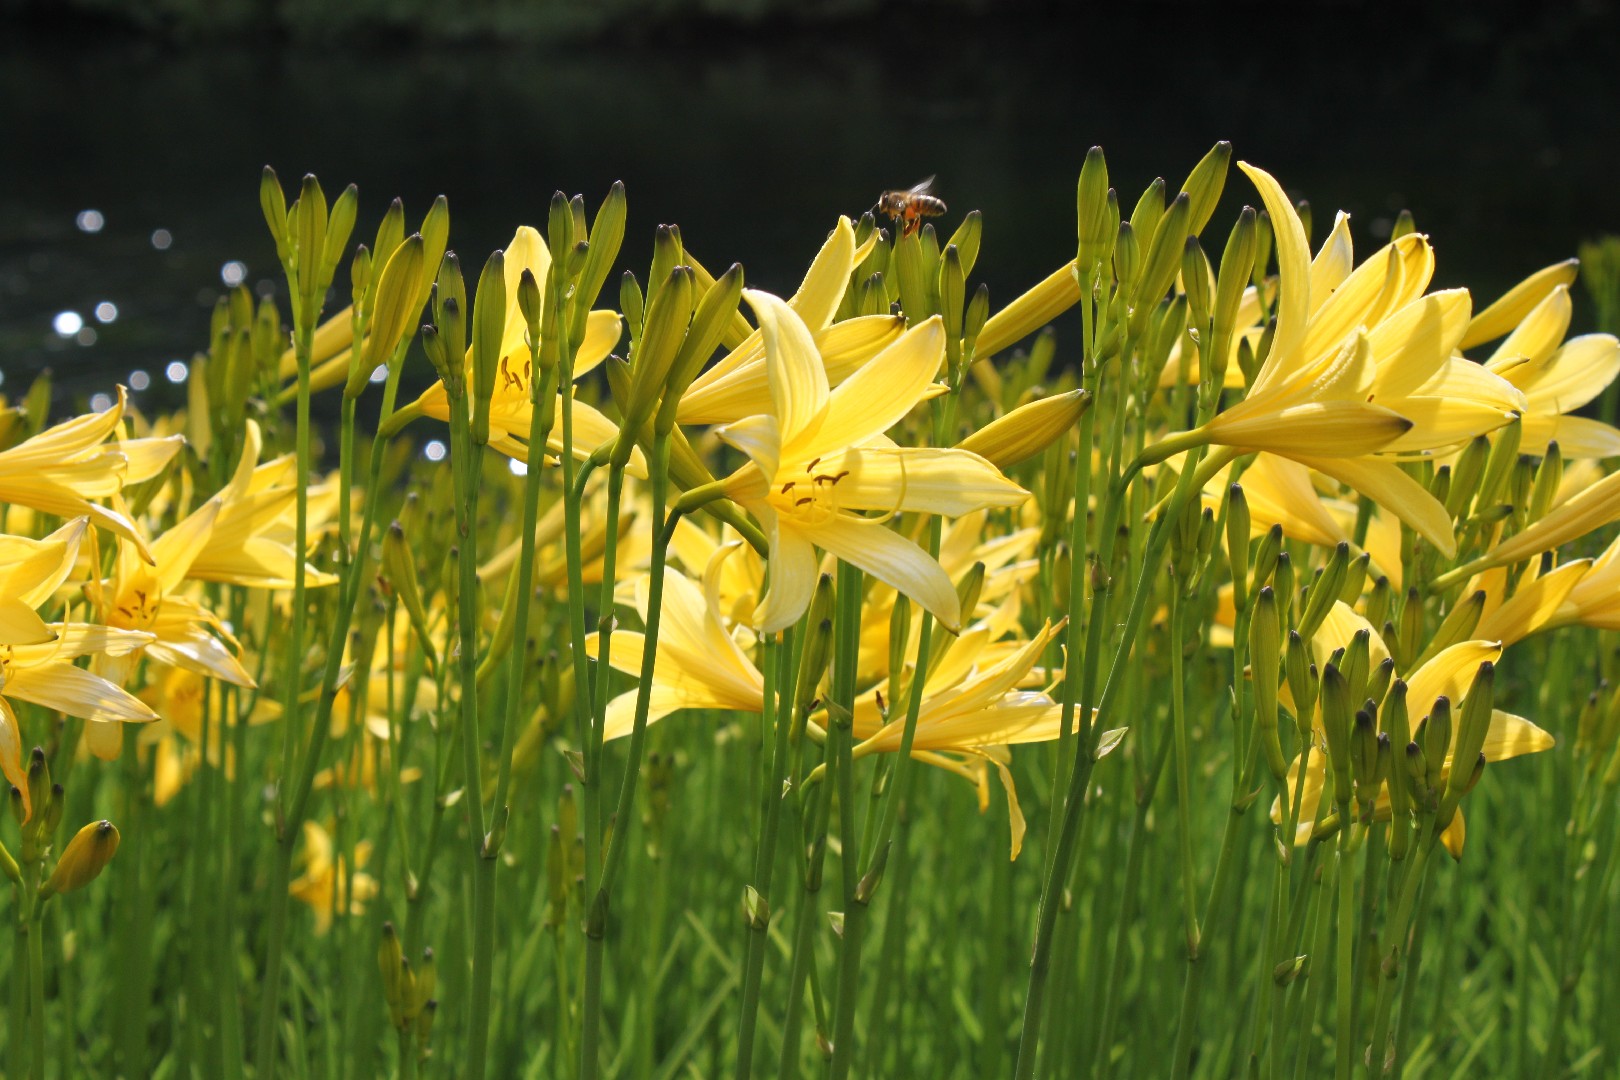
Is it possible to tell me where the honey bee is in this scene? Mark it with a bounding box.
[873,176,947,238]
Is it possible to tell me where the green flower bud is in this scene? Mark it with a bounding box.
[1179,140,1231,237]
[1182,236,1213,334]
[1285,630,1318,735]
[1112,221,1140,290]
[1076,146,1111,271]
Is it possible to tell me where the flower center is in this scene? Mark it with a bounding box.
[769,457,850,527]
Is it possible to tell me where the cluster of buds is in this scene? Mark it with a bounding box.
[4,747,120,899]
[378,922,437,1056]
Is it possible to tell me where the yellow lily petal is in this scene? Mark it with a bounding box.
[1299,455,1456,557]
[1403,640,1501,721]
[746,289,829,449]
[806,514,961,633]
[4,662,159,723]
[1486,285,1571,370]
[1237,162,1311,395]
[1461,258,1579,349]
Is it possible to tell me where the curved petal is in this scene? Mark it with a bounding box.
[755,510,821,634]
[745,290,828,448]
[807,318,945,456]
[787,216,857,330]
[1238,162,1310,395]
[1299,456,1456,558]
[4,662,159,723]
[1403,640,1501,722]
[1519,334,1620,415]
[808,514,961,633]
[1367,290,1472,400]
[1487,285,1571,370]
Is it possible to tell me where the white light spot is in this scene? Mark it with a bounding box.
[129,369,150,391]
[76,210,105,233]
[150,228,172,250]
[75,327,98,347]
[89,392,112,411]
[0,371,6,388]
[165,360,189,384]
[509,459,528,476]
[94,301,118,323]
[424,440,447,462]
[53,310,84,336]
[369,364,388,383]
[221,260,248,287]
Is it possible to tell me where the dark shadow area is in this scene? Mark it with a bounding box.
[4,1,1619,411]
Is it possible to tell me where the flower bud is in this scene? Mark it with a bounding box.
[1133,193,1192,332]
[42,820,120,897]
[955,389,1091,471]
[260,165,292,267]
[1285,630,1317,735]
[1180,141,1231,237]
[1476,417,1523,513]
[1298,542,1350,641]
[793,576,836,720]
[1182,237,1213,333]
[1076,147,1111,271]
[660,263,744,433]
[1112,221,1140,291]
[1447,436,1490,519]
[1444,663,1496,810]
[1320,663,1354,806]
[1251,522,1283,595]
[1251,587,1286,781]
[348,234,425,399]
[1423,697,1453,795]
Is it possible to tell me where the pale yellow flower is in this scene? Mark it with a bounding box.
[718,291,1027,634]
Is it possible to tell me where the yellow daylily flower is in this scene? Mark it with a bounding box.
[1185,164,1526,558]
[0,520,158,806]
[844,618,1086,859]
[1479,284,1620,458]
[400,226,631,470]
[185,419,339,590]
[288,820,378,936]
[0,388,157,560]
[588,543,765,740]
[718,290,1028,634]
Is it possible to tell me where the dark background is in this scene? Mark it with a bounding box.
[4,0,1619,412]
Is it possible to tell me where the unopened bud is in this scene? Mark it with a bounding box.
[42,820,120,897]
[955,389,1091,471]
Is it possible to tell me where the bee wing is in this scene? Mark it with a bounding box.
[907,175,938,197]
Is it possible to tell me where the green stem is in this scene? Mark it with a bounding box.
[1364,825,1438,1079]
[737,625,799,1080]
[27,892,44,1080]
[1170,731,1263,1080]
[826,561,865,1080]
[1014,446,1199,1077]
[1333,814,1357,1080]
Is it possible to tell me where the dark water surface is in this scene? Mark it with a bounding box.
[5,5,1620,414]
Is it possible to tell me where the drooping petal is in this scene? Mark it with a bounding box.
[807,515,962,633]
[4,662,160,723]
[1299,455,1457,558]
[754,510,821,635]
